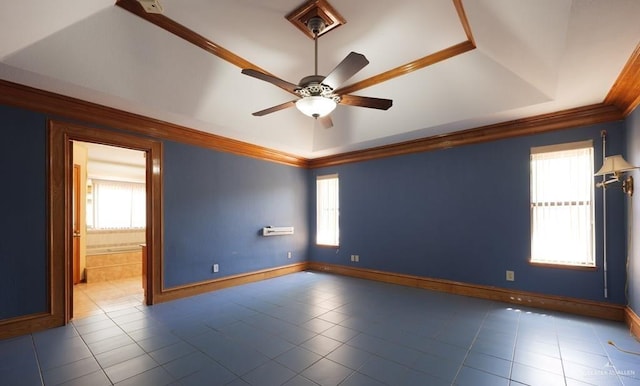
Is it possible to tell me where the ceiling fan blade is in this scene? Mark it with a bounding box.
[252,100,297,116]
[241,69,299,94]
[340,94,393,110]
[322,52,369,90]
[318,115,333,129]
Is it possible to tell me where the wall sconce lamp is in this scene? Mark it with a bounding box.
[595,155,637,196]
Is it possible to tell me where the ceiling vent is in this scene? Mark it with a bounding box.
[137,0,163,14]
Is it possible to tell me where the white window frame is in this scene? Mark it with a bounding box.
[530,140,595,267]
[316,174,339,246]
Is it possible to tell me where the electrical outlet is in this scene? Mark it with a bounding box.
[287,251,292,259]
[355,255,359,262]
[212,264,219,273]
[506,270,514,281]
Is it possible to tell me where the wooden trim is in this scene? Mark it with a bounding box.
[309,103,624,168]
[115,1,267,73]
[154,263,309,303]
[0,80,624,172]
[72,164,81,286]
[0,312,60,340]
[605,42,640,117]
[335,40,475,96]
[117,0,475,98]
[0,79,623,172]
[147,141,163,306]
[50,124,68,325]
[0,80,307,168]
[626,307,640,341]
[48,120,163,319]
[453,0,475,46]
[308,262,626,321]
[115,0,296,99]
[0,4,635,173]
[286,0,346,39]
[335,0,476,96]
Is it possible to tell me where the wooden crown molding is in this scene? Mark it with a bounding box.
[0,79,307,168]
[605,42,640,116]
[308,103,624,168]
[0,78,626,170]
[0,1,635,171]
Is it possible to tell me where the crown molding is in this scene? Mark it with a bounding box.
[0,80,307,168]
[0,78,628,170]
[605,42,640,116]
[308,103,624,168]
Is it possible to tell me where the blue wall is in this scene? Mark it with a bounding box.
[309,122,629,304]
[0,105,48,319]
[626,107,640,314]
[163,141,308,288]
[0,99,632,323]
[0,103,308,319]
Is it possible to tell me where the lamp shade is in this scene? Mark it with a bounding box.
[595,155,637,176]
[295,96,337,118]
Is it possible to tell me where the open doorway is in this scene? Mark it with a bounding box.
[48,120,162,325]
[72,141,147,319]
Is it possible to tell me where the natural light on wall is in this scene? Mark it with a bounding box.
[316,174,339,246]
[530,140,595,266]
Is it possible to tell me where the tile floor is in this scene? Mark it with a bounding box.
[73,277,144,319]
[1,271,640,385]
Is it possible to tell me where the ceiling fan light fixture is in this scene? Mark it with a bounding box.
[295,96,337,118]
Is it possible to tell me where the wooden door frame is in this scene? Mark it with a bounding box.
[72,164,81,286]
[49,120,163,323]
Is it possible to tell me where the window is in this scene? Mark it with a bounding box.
[530,140,595,267]
[316,174,339,246]
[88,179,146,229]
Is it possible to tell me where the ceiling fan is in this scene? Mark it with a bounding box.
[241,16,393,128]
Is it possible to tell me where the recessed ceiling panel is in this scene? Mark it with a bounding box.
[1,0,639,159]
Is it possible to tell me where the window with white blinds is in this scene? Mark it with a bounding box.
[530,141,595,266]
[316,174,339,246]
[88,179,146,229]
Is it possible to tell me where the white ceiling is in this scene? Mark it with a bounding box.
[1,0,639,159]
[80,142,146,183]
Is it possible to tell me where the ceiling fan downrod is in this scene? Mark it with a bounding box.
[306,16,326,76]
[240,11,391,125]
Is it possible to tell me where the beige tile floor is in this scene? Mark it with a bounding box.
[73,276,144,320]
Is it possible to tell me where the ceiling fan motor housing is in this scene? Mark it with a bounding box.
[296,75,340,103]
[240,1,391,125]
[306,16,326,35]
